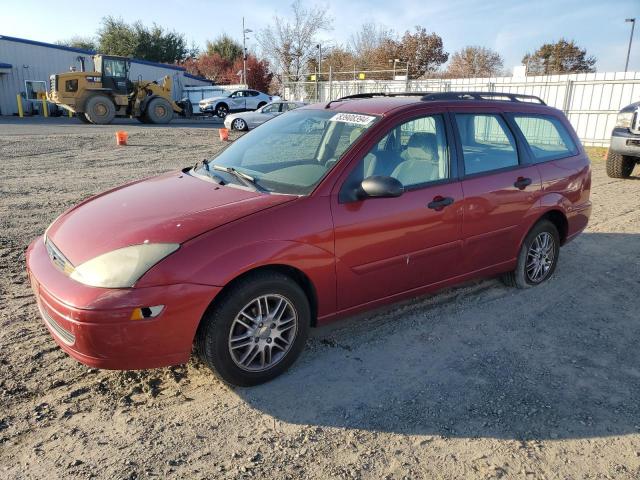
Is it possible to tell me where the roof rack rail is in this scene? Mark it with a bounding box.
[420,91,546,105]
[337,92,427,100]
[324,91,425,107]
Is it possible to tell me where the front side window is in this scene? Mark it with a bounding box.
[195,110,378,195]
[261,103,279,113]
[513,114,578,162]
[455,113,519,175]
[102,59,127,78]
[347,114,450,190]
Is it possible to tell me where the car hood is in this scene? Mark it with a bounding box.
[46,171,296,265]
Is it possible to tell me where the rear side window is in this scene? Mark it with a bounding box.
[513,115,578,162]
[455,114,519,175]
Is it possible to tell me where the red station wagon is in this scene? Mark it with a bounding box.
[26,92,592,386]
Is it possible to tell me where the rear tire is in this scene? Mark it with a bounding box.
[502,220,560,289]
[145,97,173,124]
[196,272,310,387]
[84,95,115,124]
[257,101,267,109]
[606,151,636,178]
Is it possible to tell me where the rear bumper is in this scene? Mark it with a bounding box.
[26,236,219,370]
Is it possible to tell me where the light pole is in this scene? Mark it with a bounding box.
[242,17,253,86]
[316,44,322,77]
[625,18,636,73]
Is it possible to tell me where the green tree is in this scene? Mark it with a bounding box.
[206,34,243,63]
[97,16,189,63]
[55,36,97,52]
[522,39,596,75]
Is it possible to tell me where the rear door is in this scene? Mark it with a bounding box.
[332,111,464,310]
[450,108,542,274]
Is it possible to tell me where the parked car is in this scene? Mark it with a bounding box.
[224,101,307,131]
[199,89,274,118]
[606,101,640,178]
[26,91,591,387]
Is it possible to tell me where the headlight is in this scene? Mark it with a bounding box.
[70,243,179,288]
[616,111,634,129]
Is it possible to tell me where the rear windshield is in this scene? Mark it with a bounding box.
[197,109,379,195]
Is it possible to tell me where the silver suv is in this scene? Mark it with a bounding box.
[199,89,273,118]
[607,101,640,178]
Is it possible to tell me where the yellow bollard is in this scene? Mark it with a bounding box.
[42,98,48,118]
[16,94,24,117]
[68,109,72,118]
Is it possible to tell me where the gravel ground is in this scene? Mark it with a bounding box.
[1,119,639,480]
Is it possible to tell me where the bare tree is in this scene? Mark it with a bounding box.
[349,22,395,68]
[257,0,332,83]
[446,46,504,78]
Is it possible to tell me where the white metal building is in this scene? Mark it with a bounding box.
[0,34,211,116]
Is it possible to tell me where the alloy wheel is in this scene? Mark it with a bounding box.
[526,232,555,283]
[228,294,298,372]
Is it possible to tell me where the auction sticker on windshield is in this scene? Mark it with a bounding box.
[329,113,376,125]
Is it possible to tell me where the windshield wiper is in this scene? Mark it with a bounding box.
[212,164,265,192]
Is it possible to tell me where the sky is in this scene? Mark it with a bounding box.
[2,0,639,72]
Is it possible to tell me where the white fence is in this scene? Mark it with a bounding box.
[283,72,640,146]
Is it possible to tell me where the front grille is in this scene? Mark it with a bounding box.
[631,107,640,135]
[49,75,57,95]
[38,301,76,346]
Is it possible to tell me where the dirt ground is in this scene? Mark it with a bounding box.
[1,118,639,480]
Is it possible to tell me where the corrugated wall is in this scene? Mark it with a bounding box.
[0,37,209,115]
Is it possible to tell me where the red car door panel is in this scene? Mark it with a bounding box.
[461,166,541,273]
[332,183,463,310]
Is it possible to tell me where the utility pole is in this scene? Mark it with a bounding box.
[625,18,636,73]
[242,18,253,86]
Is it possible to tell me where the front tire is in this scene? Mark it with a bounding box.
[232,118,248,131]
[606,151,636,178]
[145,97,173,124]
[196,272,310,386]
[215,103,229,118]
[84,95,115,124]
[502,220,560,289]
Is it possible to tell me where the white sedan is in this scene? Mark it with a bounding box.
[224,101,307,131]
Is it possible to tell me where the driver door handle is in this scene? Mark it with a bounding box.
[427,196,454,210]
[514,177,532,190]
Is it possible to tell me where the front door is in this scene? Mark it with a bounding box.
[228,91,246,111]
[450,109,542,273]
[332,112,464,311]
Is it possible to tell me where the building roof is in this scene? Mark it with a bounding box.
[184,72,212,83]
[0,35,187,72]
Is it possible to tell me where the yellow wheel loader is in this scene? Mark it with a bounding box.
[47,55,192,124]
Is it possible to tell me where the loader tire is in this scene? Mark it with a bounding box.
[606,151,636,178]
[84,95,116,125]
[145,97,173,124]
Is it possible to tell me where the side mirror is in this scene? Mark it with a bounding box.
[359,176,404,199]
